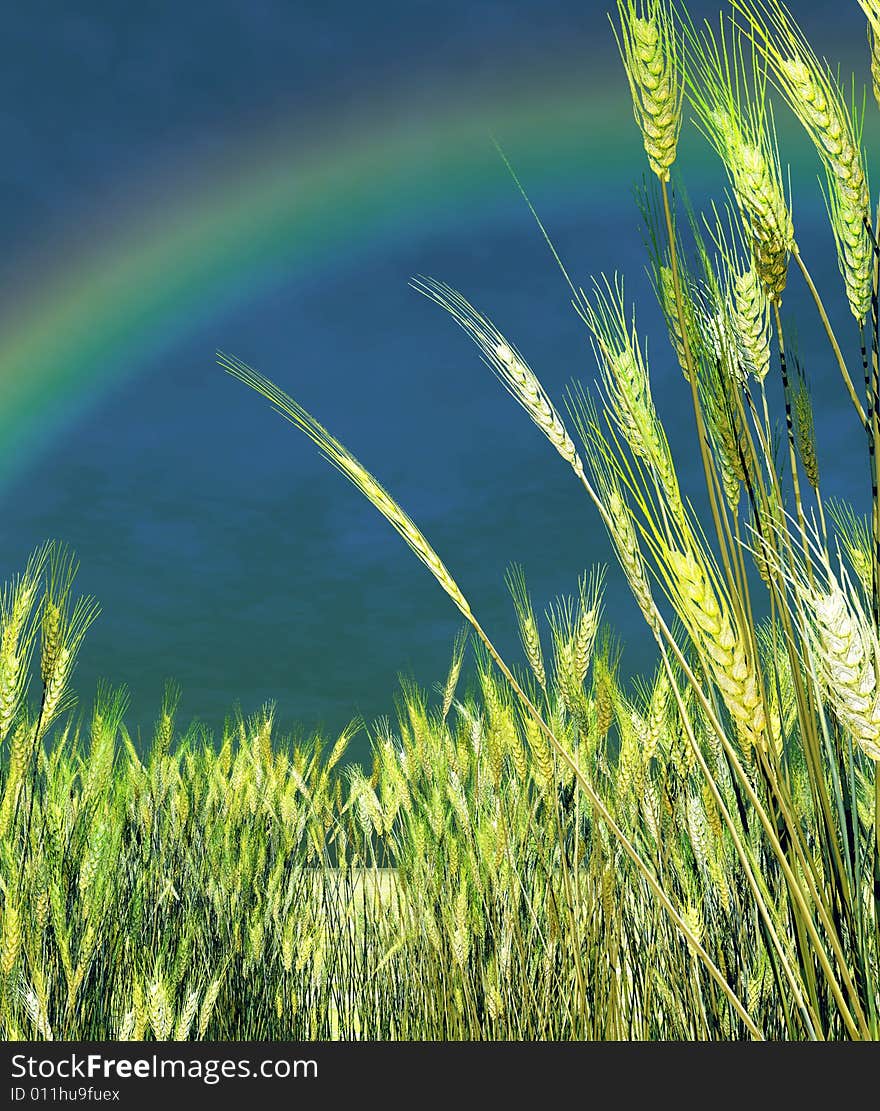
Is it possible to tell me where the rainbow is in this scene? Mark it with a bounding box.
[0,67,822,487]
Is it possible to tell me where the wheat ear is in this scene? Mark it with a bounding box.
[219,352,472,621]
[410,278,584,476]
[802,570,880,762]
[686,16,794,301]
[738,0,872,322]
[614,0,683,181]
[859,0,880,110]
[505,565,547,693]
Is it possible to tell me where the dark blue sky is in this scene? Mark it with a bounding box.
[0,2,851,264]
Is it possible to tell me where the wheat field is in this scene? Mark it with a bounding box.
[4,0,880,1040]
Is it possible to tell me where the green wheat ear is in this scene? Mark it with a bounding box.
[579,274,681,515]
[0,544,48,746]
[706,201,773,384]
[791,364,819,492]
[737,0,872,322]
[410,277,584,476]
[505,564,547,693]
[614,0,683,181]
[732,264,771,382]
[218,351,473,621]
[859,0,880,109]
[685,13,793,303]
[656,261,704,381]
[828,499,873,595]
